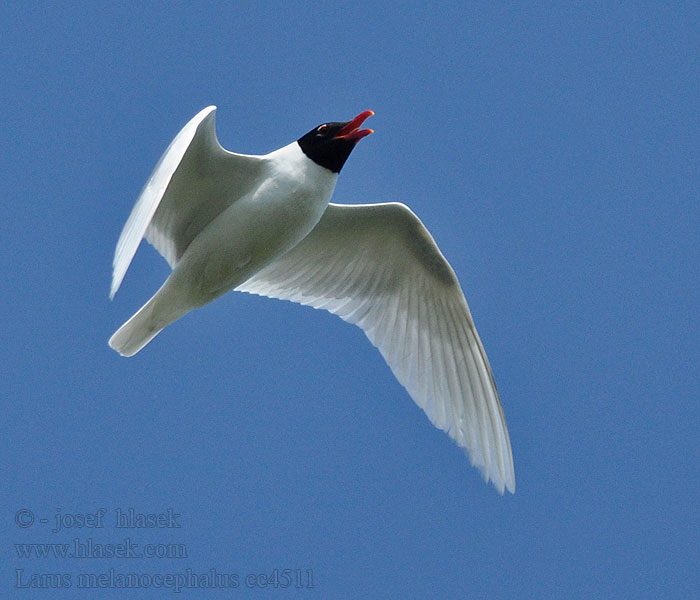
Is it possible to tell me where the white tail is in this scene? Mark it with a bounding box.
[108,293,165,356]
[110,274,194,357]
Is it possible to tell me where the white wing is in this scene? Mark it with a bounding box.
[237,202,515,493]
[111,106,266,298]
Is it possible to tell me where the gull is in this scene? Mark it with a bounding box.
[109,106,515,493]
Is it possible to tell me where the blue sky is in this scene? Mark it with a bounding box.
[2,2,698,598]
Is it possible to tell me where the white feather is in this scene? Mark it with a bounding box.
[110,106,265,298]
[237,202,515,493]
[109,107,514,493]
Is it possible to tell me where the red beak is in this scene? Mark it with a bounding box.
[337,110,374,141]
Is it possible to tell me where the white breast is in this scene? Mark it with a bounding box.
[168,142,339,304]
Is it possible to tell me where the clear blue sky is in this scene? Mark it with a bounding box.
[2,2,698,598]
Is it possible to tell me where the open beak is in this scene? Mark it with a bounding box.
[336,110,374,141]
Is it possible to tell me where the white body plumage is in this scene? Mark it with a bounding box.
[109,106,515,494]
[110,109,337,355]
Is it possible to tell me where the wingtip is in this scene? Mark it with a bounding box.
[489,476,514,496]
[109,274,122,300]
[504,477,516,495]
[495,466,516,495]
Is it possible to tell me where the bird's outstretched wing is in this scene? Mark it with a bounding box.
[111,106,266,298]
[237,202,515,493]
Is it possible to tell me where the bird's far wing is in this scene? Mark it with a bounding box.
[236,202,515,494]
[111,106,266,298]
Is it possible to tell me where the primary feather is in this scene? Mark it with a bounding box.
[237,203,515,493]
